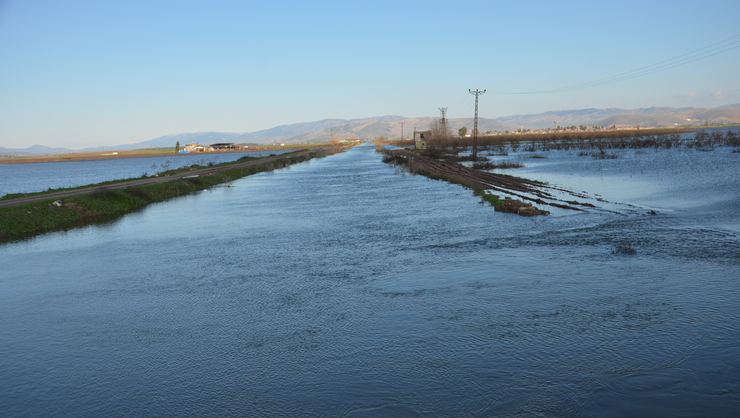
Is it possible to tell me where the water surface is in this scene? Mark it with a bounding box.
[0,150,285,196]
[1,144,739,417]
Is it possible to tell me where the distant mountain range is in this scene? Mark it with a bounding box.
[0,144,75,156]
[3,104,740,155]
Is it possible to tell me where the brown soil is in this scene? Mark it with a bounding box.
[382,149,597,216]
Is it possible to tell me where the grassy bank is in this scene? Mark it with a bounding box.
[379,127,740,153]
[0,148,340,244]
[0,152,275,201]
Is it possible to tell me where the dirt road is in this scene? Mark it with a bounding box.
[0,149,316,209]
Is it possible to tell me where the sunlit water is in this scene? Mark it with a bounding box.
[1,144,739,417]
[0,150,285,196]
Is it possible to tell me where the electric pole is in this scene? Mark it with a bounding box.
[468,89,486,159]
[401,121,404,141]
[438,107,448,142]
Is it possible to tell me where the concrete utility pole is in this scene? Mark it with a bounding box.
[468,89,486,159]
[401,121,404,141]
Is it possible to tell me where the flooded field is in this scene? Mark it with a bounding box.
[0,150,286,196]
[1,143,739,416]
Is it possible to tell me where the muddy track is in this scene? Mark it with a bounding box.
[383,149,601,213]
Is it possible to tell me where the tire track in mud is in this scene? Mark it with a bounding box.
[382,149,632,216]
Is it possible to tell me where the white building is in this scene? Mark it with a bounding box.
[414,130,431,150]
[182,143,213,153]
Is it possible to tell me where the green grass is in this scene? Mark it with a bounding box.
[0,177,144,201]
[473,188,503,210]
[0,154,263,201]
[472,188,549,216]
[0,150,326,243]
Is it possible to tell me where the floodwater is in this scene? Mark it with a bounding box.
[1,144,739,417]
[0,150,285,196]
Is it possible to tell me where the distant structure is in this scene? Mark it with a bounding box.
[181,143,213,153]
[438,107,448,140]
[468,88,486,159]
[210,142,238,150]
[180,142,243,153]
[414,130,431,150]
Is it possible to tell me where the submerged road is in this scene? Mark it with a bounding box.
[0,149,319,209]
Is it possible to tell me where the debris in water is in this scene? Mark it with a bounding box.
[614,244,637,255]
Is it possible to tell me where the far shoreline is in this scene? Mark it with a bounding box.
[0,144,324,165]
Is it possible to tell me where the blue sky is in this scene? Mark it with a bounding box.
[1,0,739,148]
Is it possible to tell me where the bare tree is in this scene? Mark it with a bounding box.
[429,119,452,150]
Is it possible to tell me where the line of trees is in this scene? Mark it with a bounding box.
[424,120,472,152]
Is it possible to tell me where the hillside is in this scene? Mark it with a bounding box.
[0,145,73,156]
[3,104,739,154]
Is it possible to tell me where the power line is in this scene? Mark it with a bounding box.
[490,34,740,95]
[495,35,740,94]
[563,34,740,89]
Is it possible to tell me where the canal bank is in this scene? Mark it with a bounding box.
[0,145,349,243]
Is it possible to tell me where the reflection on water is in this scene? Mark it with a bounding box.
[1,144,739,417]
[0,150,285,196]
[509,147,740,210]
